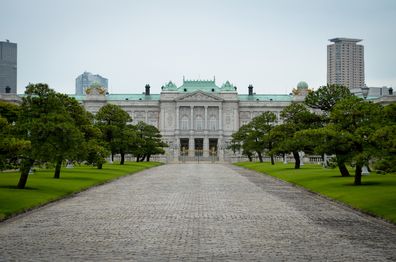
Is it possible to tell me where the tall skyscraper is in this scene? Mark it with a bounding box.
[327,38,365,92]
[0,40,17,94]
[75,71,108,95]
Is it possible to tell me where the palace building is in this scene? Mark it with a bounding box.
[69,78,314,162]
[1,77,394,162]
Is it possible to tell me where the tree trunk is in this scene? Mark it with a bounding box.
[17,159,34,189]
[120,152,125,165]
[257,151,263,162]
[354,164,362,185]
[136,155,140,162]
[140,155,146,162]
[248,155,252,162]
[146,155,151,162]
[111,153,114,162]
[269,143,274,165]
[97,163,103,169]
[336,154,350,177]
[292,151,300,169]
[270,154,275,165]
[54,159,62,179]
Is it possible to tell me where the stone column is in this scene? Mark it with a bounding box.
[160,109,165,130]
[204,106,208,130]
[218,136,224,161]
[174,137,179,161]
[190,106,194,130]
[145,110,148,123]
[176,106,179,130]
[203,136,209,157]
[234,108,239,131]
[189,137,194,157]
[219,106,223,130]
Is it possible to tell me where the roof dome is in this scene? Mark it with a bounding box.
[297,81,309,89]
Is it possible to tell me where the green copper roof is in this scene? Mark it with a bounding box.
[297,81,309,89]
[238,94,293,101]
[161,81,177,91]
[178,79,221,93]
[162,78,236,93]
[68,94,160,101]
[107,94,160,101]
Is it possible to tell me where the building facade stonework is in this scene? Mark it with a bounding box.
[1,78,394,162]
[76,79,306,162]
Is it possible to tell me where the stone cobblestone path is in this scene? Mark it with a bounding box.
[1,163,396,261]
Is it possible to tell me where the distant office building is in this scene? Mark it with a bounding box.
[0,40,17,94]
[75,71,108,95]
[327,38,365,92]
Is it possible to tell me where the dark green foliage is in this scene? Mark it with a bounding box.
[0,105,31,170]
[94,104,167,164]
[304,84,352,113]
[329,96,384,184]
[0,101,20,123]
[370,103,396,173]
[271,103,324,169]
[229,112,277,162]
[132,121,167,162]
[95,104,131,163]
[84,139,110,169]
[9,83,101,187]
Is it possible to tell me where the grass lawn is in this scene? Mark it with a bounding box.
[0,161,161,221]
[235,162,396,224]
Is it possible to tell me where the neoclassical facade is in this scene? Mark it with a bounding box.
[73,79,309,162]
[1,78,394,162]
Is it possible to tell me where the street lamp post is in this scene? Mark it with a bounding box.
[361,86,370,100]
[360,86,370,175]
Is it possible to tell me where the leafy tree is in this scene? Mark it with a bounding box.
[229,112,277,163]
[95,104,131,163]
[84,138,110,169]
[16,84,58,187]
[247,112,277,163]
[229,124,254,161]
[304,84,353,175]
[0,103,31,170]
[15,84,88,185]
[369,103,396,173]
[0,101,20,123]
[329,96,383,185]
[304,84,352,113]
[115,124,138,165]
[132,121,167,162]
[272,103,324,169]
[50,94,87,178]
[296,125,354,176]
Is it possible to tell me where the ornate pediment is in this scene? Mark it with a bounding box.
[175,91,223,102]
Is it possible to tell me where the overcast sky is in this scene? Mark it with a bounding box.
[1,0,395,95]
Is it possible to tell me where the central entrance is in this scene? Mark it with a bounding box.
[177,137,219,162]
[194,138,203,156]
[209,138,218,156]
[180,138,189,156]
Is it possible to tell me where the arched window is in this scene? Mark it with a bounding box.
[209,115,217,130]
[181,115,189,130]
[195,115,203,130]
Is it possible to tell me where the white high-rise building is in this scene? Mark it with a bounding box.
[327,38,365,92]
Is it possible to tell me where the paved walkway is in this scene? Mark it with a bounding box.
[1,164,396,261]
